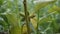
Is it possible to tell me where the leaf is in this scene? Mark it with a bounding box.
[6,13,18,26]
[0,17,8,31]
[0,0,4,5]
[52,5,60,13]
[6,13,21,34]
[48,5,60,14]
[34,0,57,12]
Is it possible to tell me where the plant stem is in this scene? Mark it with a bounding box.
[23,0,30,34]
[37,10,40,34]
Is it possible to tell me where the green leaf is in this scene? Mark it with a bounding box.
[34,0,57,12]
[6,13,21,34]
[0,0,4,5]
[6,13,18,26]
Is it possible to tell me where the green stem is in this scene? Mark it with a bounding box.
[37,10,40,34]
[23,0,30,34]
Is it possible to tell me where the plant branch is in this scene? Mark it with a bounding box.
[23,0,30,34]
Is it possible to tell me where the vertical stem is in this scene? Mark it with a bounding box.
[23,0,30,34]
[37,10,40,34]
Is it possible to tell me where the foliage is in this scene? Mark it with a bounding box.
[0,0,60,34]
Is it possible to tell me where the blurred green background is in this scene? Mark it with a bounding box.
[0,0,60,34]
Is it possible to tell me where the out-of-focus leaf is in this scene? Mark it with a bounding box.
[0,17,8,31]
[48,5,60,14]
[52,5,60,13]
[6,13,18,26]
[0,15,8,23]
[6,13,21,34]
[0,8,6,13]
[34,0,57,12]
[9,25,21,34]
[0,0,4,6]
